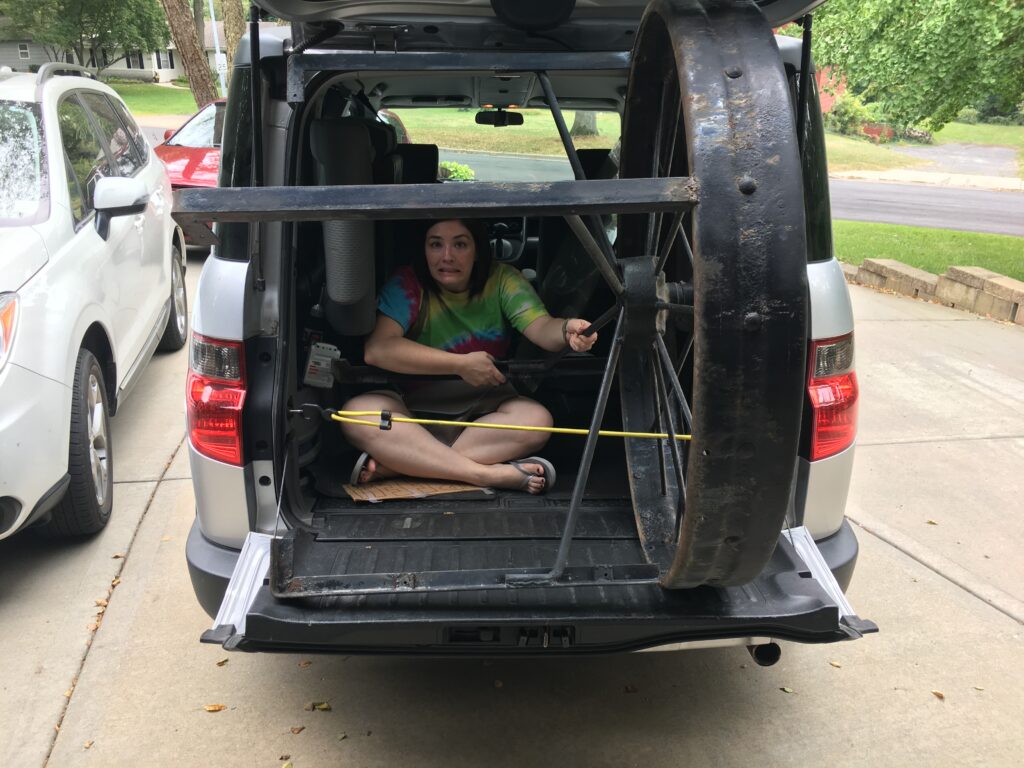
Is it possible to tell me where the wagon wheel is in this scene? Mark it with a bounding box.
[613,0,809,587]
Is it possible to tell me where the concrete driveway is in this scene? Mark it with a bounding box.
[1,265,1022,767]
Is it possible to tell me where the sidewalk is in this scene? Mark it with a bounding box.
[831,168,1024,193]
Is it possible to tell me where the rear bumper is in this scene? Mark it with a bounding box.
[187,517,870,654]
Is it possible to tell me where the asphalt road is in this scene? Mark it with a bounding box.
[2,257,1023,767]
[440,150,1024,237]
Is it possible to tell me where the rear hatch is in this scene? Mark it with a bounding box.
[254,0,827,49]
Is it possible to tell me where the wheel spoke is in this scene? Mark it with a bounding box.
[652,343,687,513]
[563,214,624,295]
[654,209,687,274]
[656,334,693,430]
[506,309,625,585]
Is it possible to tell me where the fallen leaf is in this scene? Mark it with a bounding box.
[204,704,227,712]
[974,686,985,692]
[94,598,108,608]
[95,606,105,615]
[926,520,938,526]
[83,740,94,749]
[339,733,348,741]
[161,536,171,542]
[63,690,72,698]
[279,756,291,761]
[111,553,125,559]
[291,726,305,735]
[829,660,842,669]
[931,690,945,701]
[298,660,312,669]
[110,578,121,588]
[780,687,795,694]
[282,762,293,768]
[308,701,331,711]
[86,623,99,632]
[215,658,229,667]
[624,684,639,694]
[493,679,504,689]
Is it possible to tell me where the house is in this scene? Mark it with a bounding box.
[0,19,279,84]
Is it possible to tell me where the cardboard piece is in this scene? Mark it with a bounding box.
[343,478,491,503]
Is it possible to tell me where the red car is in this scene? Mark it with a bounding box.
[155,99,226,190]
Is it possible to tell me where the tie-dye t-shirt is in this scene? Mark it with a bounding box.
[377,264,548,358]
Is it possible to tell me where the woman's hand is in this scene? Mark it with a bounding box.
[564,318,598,352]
[458,351,507,387]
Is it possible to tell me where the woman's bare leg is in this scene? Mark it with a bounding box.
[340,394,549,493]
[449,397,553,464]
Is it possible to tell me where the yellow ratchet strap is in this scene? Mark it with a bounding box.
[329,409,691,441]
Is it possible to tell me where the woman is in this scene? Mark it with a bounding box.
[342,218,598,495]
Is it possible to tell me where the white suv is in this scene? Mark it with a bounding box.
[0,64,187,539]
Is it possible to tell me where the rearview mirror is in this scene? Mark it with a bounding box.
[475,109,524,128]
[163,128,175,141]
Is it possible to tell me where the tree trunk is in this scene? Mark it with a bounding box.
[160,0,218,108]
[570,111,599,137]
[223,0,246,88]
[193,0,205,54]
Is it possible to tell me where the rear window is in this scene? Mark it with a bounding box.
[0,100,48,227]
[385,107,620,182]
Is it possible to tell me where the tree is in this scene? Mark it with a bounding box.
[814,0,1024,129]
[222,0,246,88]
[159,0,219,108]
[193,0,205,57]
[0,0,168,75]
[570,111,599,137]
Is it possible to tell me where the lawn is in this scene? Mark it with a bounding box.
[833,220,1024,281]
[824,132,927,172]
[106,82,197,115]
[391,108,621,155]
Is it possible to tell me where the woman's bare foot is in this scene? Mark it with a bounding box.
[490,461,546,494]
[357,457,399,484]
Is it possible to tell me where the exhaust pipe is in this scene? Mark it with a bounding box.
[747,642,782,667]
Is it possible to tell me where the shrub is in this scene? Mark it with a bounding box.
[438,160,475,181]
[824,93,875,136]
[956,107,980,124]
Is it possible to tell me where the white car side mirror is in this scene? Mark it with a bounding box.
[94,176,149,240]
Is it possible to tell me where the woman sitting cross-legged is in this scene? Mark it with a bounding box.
[341,218,598,495]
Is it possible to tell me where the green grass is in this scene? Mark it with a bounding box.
[391,108,620,155]
[107,82,197,115]
[833,221,1024,281]
[824,132,927,172]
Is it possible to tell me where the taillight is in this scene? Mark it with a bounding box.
[187,333,246,465]
[807,333,858,461]
[0,293,18,372]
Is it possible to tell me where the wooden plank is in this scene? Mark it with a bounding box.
[173,177,698,246]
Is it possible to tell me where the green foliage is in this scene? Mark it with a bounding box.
[823,93,875,136]
[0,0,169,73]
[814,0,1024,131]
[438,160,476,181]
[956,107,981,125]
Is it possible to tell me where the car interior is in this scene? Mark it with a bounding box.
[283,70,658,524]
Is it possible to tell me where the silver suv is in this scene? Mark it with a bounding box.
[178,0,873,659]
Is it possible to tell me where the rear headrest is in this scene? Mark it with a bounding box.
[365,120,398,158]
[394,144,440,183]
[309,119,374,184]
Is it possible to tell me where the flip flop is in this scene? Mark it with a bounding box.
[505,456,557,494]
[349,451,372,486]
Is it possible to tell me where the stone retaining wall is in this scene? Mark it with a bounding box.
[846,259,1024,326]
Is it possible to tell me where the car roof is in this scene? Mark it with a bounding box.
[0,67,124,105]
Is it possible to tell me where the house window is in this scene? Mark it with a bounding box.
[155,50,163,69]
[136,50,144,69]
[102,49,109,67]
[166,49,174,69]
[18,43,29,60]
